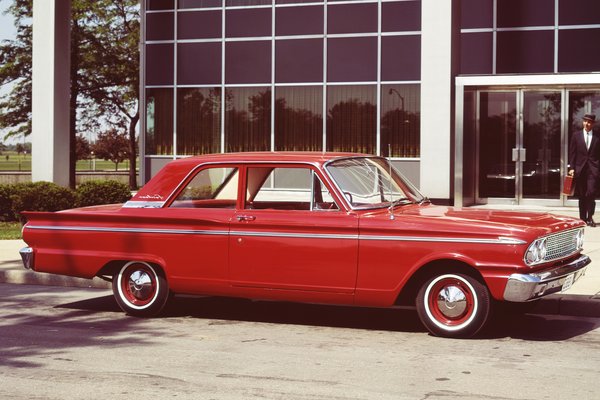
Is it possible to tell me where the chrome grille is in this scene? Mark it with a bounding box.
[545,229,582,261]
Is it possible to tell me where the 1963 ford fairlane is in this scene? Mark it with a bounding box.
[20,152,590,338]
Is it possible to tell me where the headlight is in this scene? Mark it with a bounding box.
[525,237,548,266]
[575,229,585,250]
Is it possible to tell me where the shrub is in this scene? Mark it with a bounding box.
[11,182,77,221]
[76,180,132,207]
[0,184,17,222]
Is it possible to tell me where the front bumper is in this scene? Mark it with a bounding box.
[503,254,590,302]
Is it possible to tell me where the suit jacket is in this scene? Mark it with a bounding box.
[569,130,600,179]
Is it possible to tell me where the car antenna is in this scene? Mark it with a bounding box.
[388,144,395,220]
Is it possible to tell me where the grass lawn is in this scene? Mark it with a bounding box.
[0,152,135,171]
[0,222,22,240]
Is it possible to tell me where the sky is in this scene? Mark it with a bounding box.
[0,0,18,144]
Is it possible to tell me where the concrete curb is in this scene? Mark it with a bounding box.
[0,269,110,289]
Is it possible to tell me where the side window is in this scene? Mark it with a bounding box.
[246,166,339,211]
[170,167,238,208]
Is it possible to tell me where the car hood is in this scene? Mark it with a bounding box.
[362,204,584,240]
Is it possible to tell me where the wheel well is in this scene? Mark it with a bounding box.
[395,259,486,306]
[96,260,165,282]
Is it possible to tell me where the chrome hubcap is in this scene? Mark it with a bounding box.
[127,270,153,300]
[436,285,468,318]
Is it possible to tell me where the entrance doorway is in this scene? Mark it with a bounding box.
[471,89,600,206]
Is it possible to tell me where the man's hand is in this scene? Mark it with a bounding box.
[568,169,574,176]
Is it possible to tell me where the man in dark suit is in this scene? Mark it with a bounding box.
[569,114,599,227]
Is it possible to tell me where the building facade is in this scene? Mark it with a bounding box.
[141,0,600,206]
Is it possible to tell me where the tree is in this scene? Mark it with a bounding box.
[92,128,130,171]
[75,135,91,161]
[0,0,140,188]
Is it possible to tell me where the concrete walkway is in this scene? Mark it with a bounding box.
[1,206,599,318]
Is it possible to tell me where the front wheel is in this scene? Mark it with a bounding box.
[416,273,490,338]
[112,261,170,317]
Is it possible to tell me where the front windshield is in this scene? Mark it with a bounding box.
[326,157,425,209]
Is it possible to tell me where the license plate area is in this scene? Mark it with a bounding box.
[562,274,574,292]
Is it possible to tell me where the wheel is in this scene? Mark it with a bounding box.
[112,261,170,317]
[416,273,490,338]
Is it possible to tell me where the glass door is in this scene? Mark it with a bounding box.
[477,90,563,205]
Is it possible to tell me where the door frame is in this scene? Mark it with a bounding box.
[454,74,600,207]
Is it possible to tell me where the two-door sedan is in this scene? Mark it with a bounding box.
[20,152,589,338]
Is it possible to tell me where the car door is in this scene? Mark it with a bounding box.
[229,164,359,296]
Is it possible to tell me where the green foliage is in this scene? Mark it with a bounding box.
[92,129,130,170]
[0,180,132,222]
[76,180,131,207]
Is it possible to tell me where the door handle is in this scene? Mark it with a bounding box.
[236,215,256,222]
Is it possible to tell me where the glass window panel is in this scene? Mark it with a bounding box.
[146,12,174,41]
[178,43,222,85]
[225,87,271,152]
[177,88,221,155]
[276,0,324,4]
[382,1,421,32]
[226,0,271,5]
[146,43,174,85]
[380,84,420,158]
[327,37,377,82]
[326,85,376,154]
[178,10,221,39]
[559,0,600,25]
[497,0,554,28]
[146,88,174,155]
[275,39,323,83]
[568,91,600,137]
[460,32,493,74]
[478,91,517,198]
[496,30,554,74]
[327,3,377,34]
[147,0,174,10]
[226,8,271,38]
[178,0,222,8]
[225,41,271,84]
[460,0,492,29]
[381,35,421,81]
[558,29,600,73]
[275,86,323,151]
[275,6,324,36]
[170,167,238,209]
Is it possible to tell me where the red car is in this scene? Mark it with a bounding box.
[20,152,589,338]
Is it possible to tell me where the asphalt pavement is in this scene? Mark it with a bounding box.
[1,206,599,318]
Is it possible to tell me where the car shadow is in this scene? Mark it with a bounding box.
[58,294,600,341]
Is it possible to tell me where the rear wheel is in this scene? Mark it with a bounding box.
[416,273,490,338]
[112,261,169,317]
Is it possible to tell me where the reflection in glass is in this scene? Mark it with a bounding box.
[568,91,600,139]
[178,0,222,8]
[225,87,271,152]
[380,84,420,157]
[479,92,516,198]
[326,85,376,154]
[522,92,561,199]
[275,86,323,151]
[177,88,221,155]
[146,89,174,155]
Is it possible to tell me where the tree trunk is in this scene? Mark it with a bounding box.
[69,18,81,189]
[128,111,139,189]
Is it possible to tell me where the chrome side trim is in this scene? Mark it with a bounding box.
[24,224,524,245]
[24,225,229,236]
[123,201,166,208]
[230,231,358,240]
[503,254,590,302]
[360,235,526,245]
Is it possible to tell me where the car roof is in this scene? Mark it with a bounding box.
[168,151,372,167]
